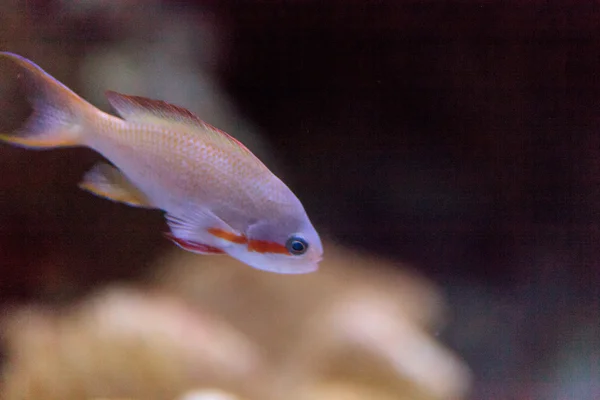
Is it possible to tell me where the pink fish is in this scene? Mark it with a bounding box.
[0,52,323,273]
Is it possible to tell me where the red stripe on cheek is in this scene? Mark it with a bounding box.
[207,228,289,255]
[207,228,248,244]
[248,239,290,255]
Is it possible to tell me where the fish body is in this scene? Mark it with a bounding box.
[0,52,323,273]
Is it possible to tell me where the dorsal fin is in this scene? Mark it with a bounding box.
[106,90,202,125]
[105,90,255,156]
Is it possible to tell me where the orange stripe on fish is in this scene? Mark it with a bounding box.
[207,227,248,244]
[248,239,290,255]
[208,228,290,254]
[207,227,289,255]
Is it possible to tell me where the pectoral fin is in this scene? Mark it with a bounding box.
[164,209,242,255]
[78,163,152,208]
[163,232,225,255]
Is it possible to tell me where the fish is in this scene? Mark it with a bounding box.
[0,52,323,274]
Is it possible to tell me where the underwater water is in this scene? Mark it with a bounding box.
[1,1,599,399]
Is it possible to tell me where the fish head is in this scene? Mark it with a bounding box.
[229,216,323,274]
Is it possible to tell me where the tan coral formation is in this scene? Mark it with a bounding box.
[0,242,471,400]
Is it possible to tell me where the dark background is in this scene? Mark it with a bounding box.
[1,1,600,398]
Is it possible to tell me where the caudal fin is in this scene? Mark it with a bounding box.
[0,52,95,149]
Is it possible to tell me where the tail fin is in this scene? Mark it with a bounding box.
[0,52,95,149]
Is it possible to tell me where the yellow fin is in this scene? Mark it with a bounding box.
[104,90,255,157]
[78,163,153,208]
[0,133,77,148]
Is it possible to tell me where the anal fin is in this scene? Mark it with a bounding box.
[78,162,152,208]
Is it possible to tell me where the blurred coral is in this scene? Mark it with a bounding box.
[155,242,471,400]
[0,287,263,400]
[0,242,471,400]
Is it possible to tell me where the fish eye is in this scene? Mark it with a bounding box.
[286,235,309,255]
